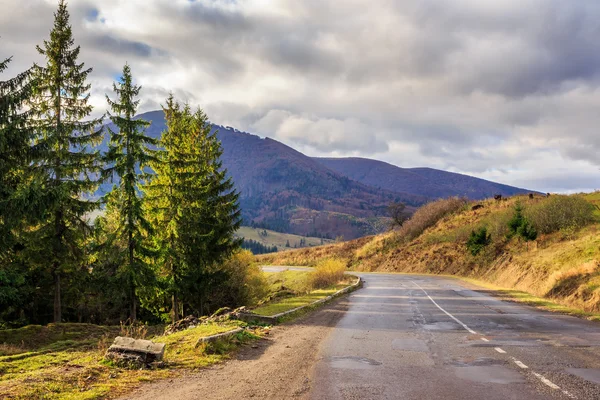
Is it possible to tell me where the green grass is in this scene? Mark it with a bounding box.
[0,321,256,399]
[235,226,332,251]
[252,286,346,316]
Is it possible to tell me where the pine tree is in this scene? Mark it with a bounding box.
[0,54,36,248]
[102,64,156,321]
[145,96,241,321]
[28,1,103,322]
[0,53,37,321]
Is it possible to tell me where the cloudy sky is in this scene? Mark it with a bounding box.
[2,0,600,193]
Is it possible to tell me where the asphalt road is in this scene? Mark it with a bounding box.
[304,272,600,400]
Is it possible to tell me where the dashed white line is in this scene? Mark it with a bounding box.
[411,280,477,334]
[412,279,577,399]
[532,372,560,388]
[512,358,529,369]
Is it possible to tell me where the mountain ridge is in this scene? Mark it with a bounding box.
[101,110,535,238]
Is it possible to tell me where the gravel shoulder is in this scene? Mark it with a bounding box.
[119,298,349,400]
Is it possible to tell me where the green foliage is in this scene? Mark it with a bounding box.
[241,239,278,254]
[145,96,242,321]
[525,195,596,235]
[466,227,491,256]
[0,52,38,324]
[27,0,103,322]
[101,64,157,321]
[508,202,537,242]
[1,1,252,329]
[210,250,269,308]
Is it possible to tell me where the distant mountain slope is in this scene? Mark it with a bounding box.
[103,111,429,239]
[314,157,532,200]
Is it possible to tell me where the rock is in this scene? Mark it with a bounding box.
[105,336,166,369]
[164,315,200,335]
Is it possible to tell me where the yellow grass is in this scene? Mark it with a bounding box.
[256,194,600,317]
[0,321,252,399]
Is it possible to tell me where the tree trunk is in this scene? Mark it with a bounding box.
[130,283,137,322]
[53,270,61,322]
[171,293,178,323]
[129,232,136,321]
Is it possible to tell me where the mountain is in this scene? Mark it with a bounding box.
[101,111,429,239]
[101,111,534,239]
[314,157,532,200]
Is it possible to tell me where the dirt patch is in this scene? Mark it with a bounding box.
[119,298,349,400]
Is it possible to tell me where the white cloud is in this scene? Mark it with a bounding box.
[2,0,600,192]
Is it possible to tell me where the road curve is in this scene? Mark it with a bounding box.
[306,272,600,400]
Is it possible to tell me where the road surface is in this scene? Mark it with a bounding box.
[309,272,600,399]
[124,271,600,399]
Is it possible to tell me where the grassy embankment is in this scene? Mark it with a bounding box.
[258,193,600,319]
[235,226,332,251]
[252,260,354,316]
[0,320,252,399]
[0,262,355,399]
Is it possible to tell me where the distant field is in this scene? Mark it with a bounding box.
[235,226,333,251]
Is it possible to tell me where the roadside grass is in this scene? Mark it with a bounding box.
[253,263,355,317]
[252,285,348,316]
[0,321,252,399]
[453,276,600,322]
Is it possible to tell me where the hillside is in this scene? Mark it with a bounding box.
[258,193,600,315]
[101,111,428,239]
[235,226,333,252]
[101,111,535,239]
[315,157,533,200]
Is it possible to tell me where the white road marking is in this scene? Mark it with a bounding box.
[412,279,577,399]
[532,372,559,388]
[411,281,477,334]
[512,358,529,369]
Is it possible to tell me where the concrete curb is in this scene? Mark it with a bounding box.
[237,276,363,324]
[195,327,244,348]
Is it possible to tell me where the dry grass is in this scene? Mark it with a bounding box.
[255,193,600,316]
[309,259,346,289]
[0,321,252,399]
[394,197,468,242]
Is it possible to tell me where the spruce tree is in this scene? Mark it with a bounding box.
[0,54,36,320]
[102,64,156,321]
[145,96,240,321]
[29,0,103,322]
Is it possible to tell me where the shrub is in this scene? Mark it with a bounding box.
[466,227,492,256]
[525,195,596,235]
[396,197,467,242]
[309,258,346,289]
[508,202,537,243]
[218,250,270,307]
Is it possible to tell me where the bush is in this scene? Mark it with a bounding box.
[309,258,346,289]
[397,197,467,242]
[466,227,491,256]
[525,195,596,235]
[508,202,537,242]
[218,250,270,307]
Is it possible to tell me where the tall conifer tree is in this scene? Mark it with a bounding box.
[145,96,241,321]
[0,55,35,250]
[29,0,103,322]
[0,54,37,319]
[103,64,156,321]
